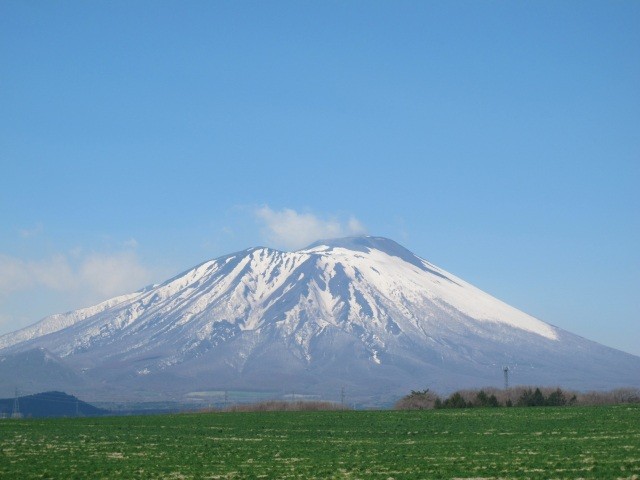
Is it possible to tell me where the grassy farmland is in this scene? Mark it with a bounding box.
[1,405,639,479]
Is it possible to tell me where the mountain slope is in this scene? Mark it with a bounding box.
[1,236,638,404]
[0,391,108,418]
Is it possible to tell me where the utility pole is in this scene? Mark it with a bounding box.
[340,386,345,409]
[11,388,22,419]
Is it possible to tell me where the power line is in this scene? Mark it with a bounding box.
[11,388,22,419]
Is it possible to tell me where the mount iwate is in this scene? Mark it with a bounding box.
[1,236,638,405]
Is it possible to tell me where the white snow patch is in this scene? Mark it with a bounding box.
[313,247,558,340]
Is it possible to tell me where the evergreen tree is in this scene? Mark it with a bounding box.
[475,390,489,407]
[532,388,545,406]
[546,388,567,406]
[444,392,467,408]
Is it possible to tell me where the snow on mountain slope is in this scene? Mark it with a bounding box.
[0,290,144,350]
[0,236,637,403]
[0,237,555,355]
[304,240,557,339]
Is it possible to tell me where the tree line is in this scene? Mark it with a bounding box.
[395,386,640,410]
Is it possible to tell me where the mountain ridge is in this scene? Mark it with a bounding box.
[1,235,638,404]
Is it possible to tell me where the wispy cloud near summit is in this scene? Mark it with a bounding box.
[255,206,366,250]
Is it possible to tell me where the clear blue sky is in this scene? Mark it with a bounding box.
[1,1,638,355]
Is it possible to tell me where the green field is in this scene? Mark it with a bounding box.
[1,405,639,479]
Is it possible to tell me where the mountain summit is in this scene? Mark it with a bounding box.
[1,236,638,405]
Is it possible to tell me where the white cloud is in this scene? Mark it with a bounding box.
[79,251,151,297]
[347,217,366,235]
[0,255,34,293]
[0,250,153,300]
[122,238,139,249]
[255,206,367,250]
[18,223,44,239]
[0,243,168,335]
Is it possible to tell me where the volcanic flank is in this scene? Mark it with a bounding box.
[1,236,638,405]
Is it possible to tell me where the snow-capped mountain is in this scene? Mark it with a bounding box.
[1,236,638,405]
